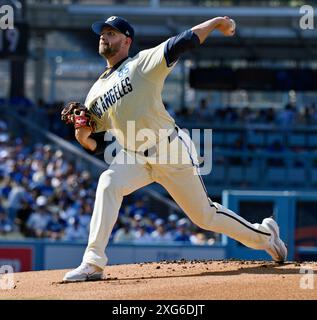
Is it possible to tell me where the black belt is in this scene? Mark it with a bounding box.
[133,126,179,158]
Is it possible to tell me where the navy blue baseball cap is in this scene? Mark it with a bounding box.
[92,16,134,41]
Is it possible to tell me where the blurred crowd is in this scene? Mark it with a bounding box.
[0,118,95,241]
[176,99,317,126]
[2,96,317,142]
[111,200,218,245]
[0,118,218,245]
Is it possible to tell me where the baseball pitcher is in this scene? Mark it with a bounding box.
[61,16,287,282]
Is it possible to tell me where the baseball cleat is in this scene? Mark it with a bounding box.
[63,263,104,282]
[262,217,287,263]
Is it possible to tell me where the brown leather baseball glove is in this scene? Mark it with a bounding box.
[61,102,96,131]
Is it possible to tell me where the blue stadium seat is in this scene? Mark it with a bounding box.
[288,134,306,148]
[247,131,265,146]
[226,132,241,145]
[266,167,286,185]
[210,164,225,183]
[288,167,306,186]
[228,166,244,184]
[245,165,259,185]
[308,135,317,148]
[267,133,283,145]
[212,132,224,146]
[311,169,317,185]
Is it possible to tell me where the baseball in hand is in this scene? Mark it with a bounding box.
[218,16,236,36]
[229,19,236,33]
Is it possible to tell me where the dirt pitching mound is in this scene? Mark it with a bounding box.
[2,260,317,300]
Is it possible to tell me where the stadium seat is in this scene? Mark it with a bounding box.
[308,134,317,148]
[288,167,306,186]
[211,132,224,146]
[228,166,244,185]
[266,167,286,186]
[245,165,259,186]
[288,134,306,148]
[247,131,265,147]
[267,133,284,146]
[210,164,225,183]
[226,132,241,146]
[311,168,317,186]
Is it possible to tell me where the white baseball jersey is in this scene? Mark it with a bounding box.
[84,40,176,152]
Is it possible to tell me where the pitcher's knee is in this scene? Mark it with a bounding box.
[98,170,123,196]
[190,206,217,231]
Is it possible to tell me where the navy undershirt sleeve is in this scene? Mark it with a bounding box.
[83,132,107,156]
[164,29,201,67]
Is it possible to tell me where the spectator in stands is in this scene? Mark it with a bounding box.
[130,213,143,230]
[277,103,296,126]
[2,127,10,148]
[26,196,51,238]
[224,106,238,122]
[6,180,27,221]
[190,232,208,245]
[0,210,13,235]
[213,105,238,123]
[63,217,88,241]
[238,106,255,124]
[47,150,69,178]
[264,107,276,124]
[134,222,153,244]
[190,230,217,245]
[60,197,81,223]
[151,218,173,243]
[46,212,67,240]
[299,103,317,125]
[113,221,135,243]
[127,197,148,218]
[15,198,33,237]
[31,169,46,190]
[266,139,285,167]
[10,162,24,184]
[0,176,12,203]
[78,203,92,233]
[142,212,158,234]
[36,177,54,197]
[78,170,94,189]
[193,98,212,119]
[166,213,179,238]
[173,218,191,243]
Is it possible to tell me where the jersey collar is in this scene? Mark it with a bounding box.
[100,56,130,79]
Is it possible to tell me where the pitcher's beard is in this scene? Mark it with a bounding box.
[99,45,120,59]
